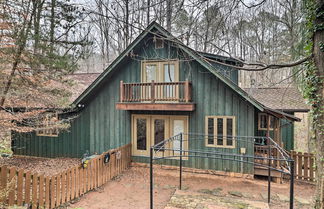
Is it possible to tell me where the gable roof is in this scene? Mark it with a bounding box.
[68,73,101,102]
[71,22,301,122]
[73,21,264,111]
[244,87,309,112]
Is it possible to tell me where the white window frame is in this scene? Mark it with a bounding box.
[205,116,236,148]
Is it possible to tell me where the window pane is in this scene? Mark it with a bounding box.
[145,64,157,81]
[260,115,267,129]
[226,118,233,146]
[217,118,223,145]
[270,116,275,128]
[136,119,147,150]
[154,119,165,149]
[207,118,214,145]
[173,120,184,154]
[164,64,175,82]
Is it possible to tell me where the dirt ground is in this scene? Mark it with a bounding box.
[0,156,80,176]
[70,166,315,209]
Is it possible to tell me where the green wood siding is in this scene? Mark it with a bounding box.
[281,119,294,151]
[12,34,255,174]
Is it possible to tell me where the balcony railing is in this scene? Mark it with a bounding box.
[119,80,192,103]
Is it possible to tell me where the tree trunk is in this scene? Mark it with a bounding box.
[50,0,56,53]
[166,0,172,31]
[313,0,324,208]
[147,0,150,26]
[0,3,36,107]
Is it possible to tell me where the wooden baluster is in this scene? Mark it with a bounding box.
[185,80,190,103]
[151,80,155,103]
[310,153,314,181]
[120,81,124,102]
[304,152,309,181]
[298,152,302,179]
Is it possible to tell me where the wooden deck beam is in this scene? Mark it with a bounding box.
[116,103,195,111]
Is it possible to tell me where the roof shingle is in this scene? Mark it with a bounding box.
[244,87,309,112]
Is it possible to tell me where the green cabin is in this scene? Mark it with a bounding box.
[12,22,300,176]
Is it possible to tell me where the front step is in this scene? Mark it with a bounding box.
[254,166,282,178]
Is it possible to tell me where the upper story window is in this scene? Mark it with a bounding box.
[205,116,236,148]
[258,113,274,130]
[36,113,59,137]
[142,60,179,83]
[154,37,164,49]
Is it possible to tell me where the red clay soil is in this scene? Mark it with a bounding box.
[0,156,80,176]
[70,166,315,209]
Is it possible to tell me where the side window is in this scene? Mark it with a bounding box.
[36,113,59,137]
[258,113,274,130]
[205,116,235,148]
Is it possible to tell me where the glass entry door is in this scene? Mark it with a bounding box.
[132,115,188,157]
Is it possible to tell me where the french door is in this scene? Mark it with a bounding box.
[142,61,180,101]
[132,114,188,157]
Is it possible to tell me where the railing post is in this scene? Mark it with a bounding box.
[184,80,189,103]
[268,141,271,204]
[150,146,154,209]
[289,158,294,209]
[179,133,183,190]
[120,80,124,102]
[151,80,155,103]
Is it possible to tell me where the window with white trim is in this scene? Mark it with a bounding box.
[205,116,236,148]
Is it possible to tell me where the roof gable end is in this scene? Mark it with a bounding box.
[73,21,264,111]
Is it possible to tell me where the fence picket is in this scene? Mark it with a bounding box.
[79,168,83,195]
[310,153,315,181]
[84,166,88,193]
[8,167,16,206]
[75,167,79,198]
[56,174,61,206]
[45,177,50,209]
[50,176,56,209]
[71,168,75,200]
[32,173,38,209]
[39,175,44,208]
[61,172,66,204]
[17,169,23,205]
[66,169,71,202]
[0,166,8,203]
[304,153,309,181]
[25,171,31,205]
[297,152,302,179]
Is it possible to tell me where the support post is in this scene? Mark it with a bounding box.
[290,159,294,209]
[150,147,153,209]
[268,142,271,204]
[179,133,183,190]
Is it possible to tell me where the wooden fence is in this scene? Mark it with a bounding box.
[290,151,315,182]
[0,144,131,209]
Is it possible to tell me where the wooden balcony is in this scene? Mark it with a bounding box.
[116,80,195,111]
